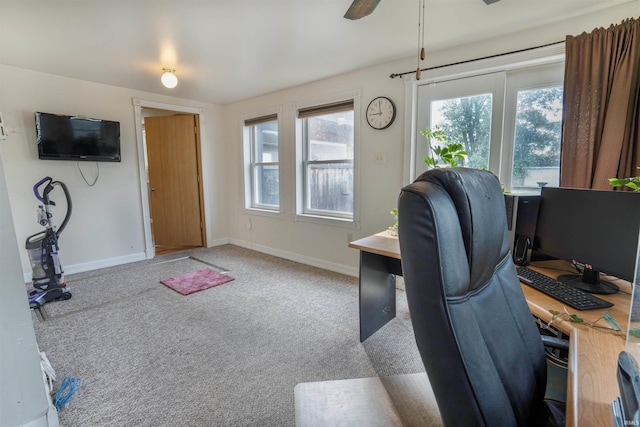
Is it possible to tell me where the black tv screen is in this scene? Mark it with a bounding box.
[36,112,121,162]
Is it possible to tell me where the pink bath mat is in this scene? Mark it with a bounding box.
[160,268,234,295]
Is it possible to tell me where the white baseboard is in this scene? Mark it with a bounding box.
[24,240,359,282]
[207,237,232,247]
[24,252,147,283]
[229,238,359,278]
[65,252,148,275]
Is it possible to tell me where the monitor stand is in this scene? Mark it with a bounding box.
[557,268,619,295]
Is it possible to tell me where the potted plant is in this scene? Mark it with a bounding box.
[609,167,640,192]
[420,125,467,168]
[388,126,467,234]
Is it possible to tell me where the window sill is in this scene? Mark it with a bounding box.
[295,213,360,229]
[244,207,285,220]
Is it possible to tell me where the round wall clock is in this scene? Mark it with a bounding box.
[366,96,396,130]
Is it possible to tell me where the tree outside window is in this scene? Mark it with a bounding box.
[432,94,492,170]
[429,85,562,192]
[511,86,562,191]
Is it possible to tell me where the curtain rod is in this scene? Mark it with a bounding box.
[389,40,565,79]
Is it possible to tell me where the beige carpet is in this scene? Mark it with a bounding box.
[31,245,440,426]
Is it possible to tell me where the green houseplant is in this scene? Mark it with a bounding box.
[388,126,467,234]
[609,167,640,192]
[420,126,467,168]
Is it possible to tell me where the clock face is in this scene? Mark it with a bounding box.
[366,96,396,130]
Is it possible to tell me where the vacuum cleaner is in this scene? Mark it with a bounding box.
[26,176,73,308]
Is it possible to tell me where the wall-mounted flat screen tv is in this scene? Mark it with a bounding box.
[36,112,121,162]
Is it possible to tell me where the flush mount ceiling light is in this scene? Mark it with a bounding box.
[161,68,178,88]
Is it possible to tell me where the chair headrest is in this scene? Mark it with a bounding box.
[412,167,509,288]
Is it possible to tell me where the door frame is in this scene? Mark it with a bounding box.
[133,98,209,259]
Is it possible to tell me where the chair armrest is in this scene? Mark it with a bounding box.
[541,335,569,351]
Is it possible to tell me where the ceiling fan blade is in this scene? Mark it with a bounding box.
[482,0,501,4]
[344,0,381,20]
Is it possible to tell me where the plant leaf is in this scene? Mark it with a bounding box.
[549,309,561,316]
[603,312,621,331]
[629,328,640,339]
[424,156,438,167]
[568,314,584,323]
[609,176,640,192]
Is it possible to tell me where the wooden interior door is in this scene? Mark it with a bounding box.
[145,114,205,248]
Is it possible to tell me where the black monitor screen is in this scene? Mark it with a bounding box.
[533,187,640,294]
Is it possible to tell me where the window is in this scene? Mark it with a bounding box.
[503,64,564,193]
[509,85,563,193]
[415,72,506,178]
[430,94,493,170]
[295,93,360,227]
[242,110,282,215]
[410,49,564,193]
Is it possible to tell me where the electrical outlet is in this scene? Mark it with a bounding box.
[374,152,385,165]
[246,218,252,230]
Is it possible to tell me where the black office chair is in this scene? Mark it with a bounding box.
[397,167,565,427]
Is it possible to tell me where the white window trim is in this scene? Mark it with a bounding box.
[413,71,507,179]
[501,63,565,192]
[293,90,361,229]
[241,106,285,220]
[404,43,566,187]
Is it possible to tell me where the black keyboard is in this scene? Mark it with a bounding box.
[516,267,613,311]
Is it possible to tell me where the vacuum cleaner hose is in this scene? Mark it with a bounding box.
[54,180,72,237]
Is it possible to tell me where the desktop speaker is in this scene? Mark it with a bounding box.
[505,194,518,252]
[514,236,531,265]
[505,194,540,265]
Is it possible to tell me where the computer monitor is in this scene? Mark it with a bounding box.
[533,187,640,294]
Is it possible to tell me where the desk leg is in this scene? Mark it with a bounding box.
[359,251,396,342]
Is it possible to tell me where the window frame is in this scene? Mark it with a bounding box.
[501,63,565,193]
[404,43,565,191]
[241,107,284,219]
[294,90,361,229]
[414,71,506,177]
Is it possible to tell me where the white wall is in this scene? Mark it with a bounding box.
[0,2,636,281]
[0,154,52,427]
[1,5,636,427]
[224,61,407,275]
[0,65,227,278]
[222,3,639,276]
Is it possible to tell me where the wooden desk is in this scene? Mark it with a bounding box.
[349,232,402,341]
[523,261,631,427]
[349,232,631,427]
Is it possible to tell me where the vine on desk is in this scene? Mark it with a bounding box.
[545,308,628,337]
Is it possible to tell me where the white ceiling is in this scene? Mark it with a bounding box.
[0,0,635,105]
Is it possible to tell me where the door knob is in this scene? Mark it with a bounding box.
[150,187,157,191]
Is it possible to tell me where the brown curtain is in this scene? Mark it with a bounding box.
[560,17,640,189]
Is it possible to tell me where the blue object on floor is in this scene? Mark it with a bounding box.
[55,376,81,411]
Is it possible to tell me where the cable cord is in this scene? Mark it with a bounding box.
[77,161,99,186]
[55,376,81,411]
[39,351,56,393]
